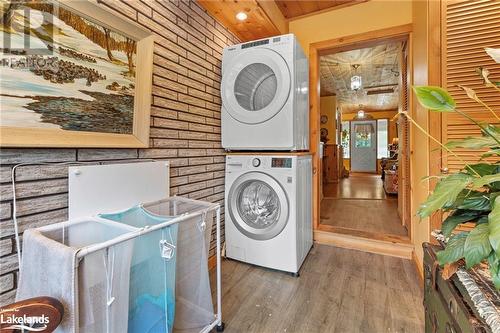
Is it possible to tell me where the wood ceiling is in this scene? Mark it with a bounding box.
[198,0,282,41]
[198,1,366,42]
[275,0,365,19]
[320,41,404,113]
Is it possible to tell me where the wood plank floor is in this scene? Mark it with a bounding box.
[321,173,408,237]
[320,198,407,236]
[213,244,424,333]
[323,173,388,200]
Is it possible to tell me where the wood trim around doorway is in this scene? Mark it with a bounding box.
[309,24,413,236]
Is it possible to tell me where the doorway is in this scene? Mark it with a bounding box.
[310,25,413,252]
[350,120,377,172]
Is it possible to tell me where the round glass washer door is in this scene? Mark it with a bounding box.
[222,48,291,124]
[228,172,289,240]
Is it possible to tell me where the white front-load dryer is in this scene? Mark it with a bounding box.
[224,154,313,274]
[221,34,309,151]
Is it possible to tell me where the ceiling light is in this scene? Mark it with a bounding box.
[236,12,247,21]
[351,75,362,91]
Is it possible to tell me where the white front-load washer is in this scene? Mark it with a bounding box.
[224,154,313,274]
[221,34,309,151]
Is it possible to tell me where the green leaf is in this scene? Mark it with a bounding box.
[465,163,499,177]
[441,210,482,237]
[477,215,490,224]
[488,196,500,256]
[413,86,456,112]
[482,149,500,158]
[450,191,491,211]
[437,233,467,265]
[418,173,473,218]
[488,252,500,290]
[472,173,500,189]
[446,136,498,149]
[464,224,492,268]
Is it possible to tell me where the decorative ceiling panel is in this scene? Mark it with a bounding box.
[320,42,403,113]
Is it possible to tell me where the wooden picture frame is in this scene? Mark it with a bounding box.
[0,0,154,148]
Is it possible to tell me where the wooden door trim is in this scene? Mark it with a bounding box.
[310,24,413,234]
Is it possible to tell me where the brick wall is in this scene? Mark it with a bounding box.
[0,0,239,305]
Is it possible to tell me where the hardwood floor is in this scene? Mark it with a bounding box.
[213,244,424,333]
[320,173,407,238]
[323,173,389,200]
[320,198,407,236]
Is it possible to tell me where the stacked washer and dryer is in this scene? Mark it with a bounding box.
[221,34,313,275]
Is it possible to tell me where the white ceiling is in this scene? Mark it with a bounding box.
[320,41,403,113]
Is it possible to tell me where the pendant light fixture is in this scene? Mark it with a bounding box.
[350,64,362,91]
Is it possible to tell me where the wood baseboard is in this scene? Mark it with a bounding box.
[318,224,411,244]
[314,230,414,259]
[412,251,424,287]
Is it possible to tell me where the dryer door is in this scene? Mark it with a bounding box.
[222,48,291,124]
[228,171,289,240]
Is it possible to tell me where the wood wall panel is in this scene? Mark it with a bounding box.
[0,0,239,306]
[442,0,500,172]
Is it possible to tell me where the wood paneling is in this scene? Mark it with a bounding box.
[442,0,500,172]
[276,0,366,20]
[323,144,341,183]
[198,0,282,42]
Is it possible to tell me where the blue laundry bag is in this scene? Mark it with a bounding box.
[100,206,178,333]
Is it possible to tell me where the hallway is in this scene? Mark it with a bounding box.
[320,174,407,237]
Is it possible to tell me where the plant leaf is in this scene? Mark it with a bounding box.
[450,191,491,212]
[472,173,500,189]
[418,173,472,218]
[437,233,467,265]
[482,149,500,158]
[485,48,500,64]
[488,252,500,289]
[441,210,482,237]
[465,163,499,177]
[446,136,498,149]
[477,67,497,88]
[413,86,456,112]
[458,85,478,102]
[464,224,492,268]
[489,196,500,256]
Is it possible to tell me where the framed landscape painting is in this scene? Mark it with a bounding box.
[0,0,154,147]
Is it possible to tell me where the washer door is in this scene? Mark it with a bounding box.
[228,172,289,240]
[222,48,291,124]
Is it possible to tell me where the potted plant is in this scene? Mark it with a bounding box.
[406,48,500,289]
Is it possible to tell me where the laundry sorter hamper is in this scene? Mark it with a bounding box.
[100,196,220,333]
[16,217,138,333]
[16,196,223,333]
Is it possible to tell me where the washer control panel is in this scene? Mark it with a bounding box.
[271,158,292,168]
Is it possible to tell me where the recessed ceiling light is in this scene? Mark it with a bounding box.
[236,12,248,21]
